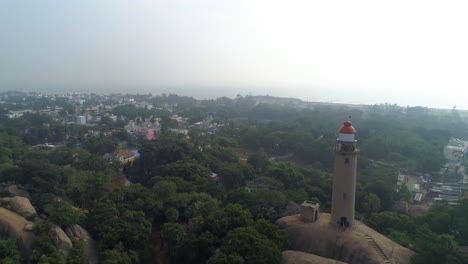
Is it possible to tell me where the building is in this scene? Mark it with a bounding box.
[32,143,57,150]
[300,201,320,223]
[444,138,468,161]
[115,149,139,165]
[76,115,86,125]
[413,193,423,204]
[443,138,468,173]
[331,120,358,227]
[277,121,414,264]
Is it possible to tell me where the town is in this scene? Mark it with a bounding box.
[1,90,468,263]
[3,91,467,207]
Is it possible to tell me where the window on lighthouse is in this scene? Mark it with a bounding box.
[345,158,349,164]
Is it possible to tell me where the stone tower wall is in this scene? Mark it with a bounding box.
[331,146,357,226]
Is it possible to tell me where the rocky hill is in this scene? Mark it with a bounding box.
[277,213,414,264]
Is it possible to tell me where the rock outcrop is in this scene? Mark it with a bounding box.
[66,225,99,264]
[49,224,73,257]
[0,196,11,204]
[277,213,414,264]
[2,196,37,219]
[0,208,35,261]
[283,250,348,264]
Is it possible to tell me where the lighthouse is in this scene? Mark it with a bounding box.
[331,120,358,227]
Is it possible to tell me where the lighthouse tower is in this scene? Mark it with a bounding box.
[331,120,358,227]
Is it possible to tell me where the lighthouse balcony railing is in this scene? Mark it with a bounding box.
[335,141,358,153]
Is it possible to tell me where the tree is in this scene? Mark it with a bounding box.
[0,237,22,264]
[67,239,87,264]
[160,115,178,134]
[205,145,239,169]
[31,234,66,264]
[362,193,381,217]
[162,159,211,181]
[44,199,84,228]
[364,181,395,211]
[162,223,188,259]
[366,211,415,234]
[85,200,121,250]
[223,204,254,230]
[151,180,178,199]
[267,163,304,189]
[83,136,116,155]
[101,242,140,264]
[283,188,308,203]
[208,253,245,264]
[248,189,288,220]
[65,170,113,210]
[99,116,115,127]
[165,208,179,223]
[247,149,270,173]
[253,219,288,250]
[220,164,245,189]
[135,135,192,181]
[411,225,468,264]
[117,183,163,221]
[118,210,152,250]
[8,160,67,199]
[220,227,282,264]
[216,137,238,148]
[113,129,131,142]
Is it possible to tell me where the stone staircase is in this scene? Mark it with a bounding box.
[362,233,392,264]
[335,222,393,264]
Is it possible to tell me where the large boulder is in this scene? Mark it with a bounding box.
[0,197,11,204]
[66,225,99,264]
[283,250,348,264]
[23,223,34,231]
[277,213,414,264]
[0,208,35,261]
[7,196,37,219]
[49,224,73,257]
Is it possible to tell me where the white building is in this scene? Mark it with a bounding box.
[442,138,468,173]
[76,116,86,125]
[444,138,468,161]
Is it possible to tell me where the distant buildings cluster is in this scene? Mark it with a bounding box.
[1,91,225,170]
[425,138,468,204]
[442,138,468,174]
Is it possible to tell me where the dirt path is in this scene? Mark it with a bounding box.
[150,225,166,264]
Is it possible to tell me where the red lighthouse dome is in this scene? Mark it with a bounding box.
[339,121,356,134]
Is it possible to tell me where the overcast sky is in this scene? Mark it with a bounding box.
[1,1,468,109]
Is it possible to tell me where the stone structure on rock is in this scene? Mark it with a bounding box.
[277,120,415,264]
[278,214,414,264]
[300,201,320,223]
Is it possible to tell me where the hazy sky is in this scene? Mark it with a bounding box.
[1,1,468,109]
